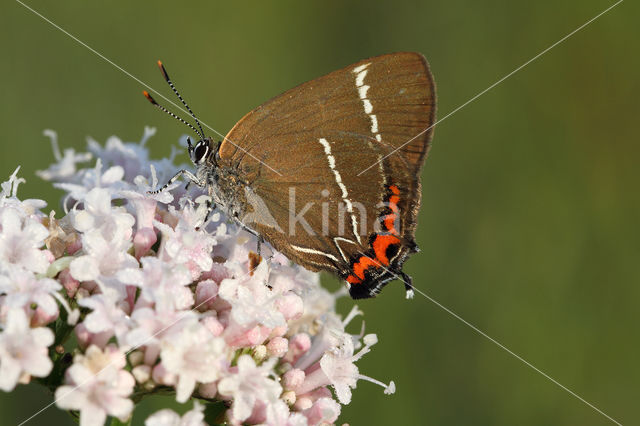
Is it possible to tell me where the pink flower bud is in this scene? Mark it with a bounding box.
[59,268,79,298]
[283,368,305,391]
[132,365,151,383]
[290,333,311,352]
[152,363,177,386]
[284,333,311,363]
[225,324,270,348]
[144,346,161,366]
[133,227,157,258]
[294,396,313,411]
[303,397,341,425]
[31,305,58,327]
[66,235,82,255]
[74,323,111,350]
[195,280,219,311]
[198,381,218,399]
[74,323,91,349]
[270,326,287,338]
[266,337,289,358]
[199,262,230,283]
[202,315,224,336]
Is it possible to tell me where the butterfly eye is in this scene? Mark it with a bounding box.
[193,141,209,164]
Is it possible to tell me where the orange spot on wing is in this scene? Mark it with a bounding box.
[383,214,398,234]
[373,234,401,265]
[389,185,400,195]
[383,192,401,234]
[347,274,362,284]
[352,256,381,280]
[388,195,400,211]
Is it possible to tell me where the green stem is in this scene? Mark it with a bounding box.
[109,416,132,426]
[65,409,80,424]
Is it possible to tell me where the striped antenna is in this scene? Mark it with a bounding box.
[142,90,203,138]
[157,61,206,139]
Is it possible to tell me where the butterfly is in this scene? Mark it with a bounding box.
[144,52,436,299]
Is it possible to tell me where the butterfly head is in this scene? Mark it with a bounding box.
[187,137,211,165]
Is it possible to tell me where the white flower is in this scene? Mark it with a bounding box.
[72,187,135,242]
[78,292,131,345]
[125,307,199,365]
[145,401,206,426]
[0,267,62,320]
[69,229,138,297]
[218,261,286,329]
[0,207,50,274]
[266,400,308,426]
[287,278,338,335]
[55,345,134,426]
[298,332,394,405]
[0,309,54,391]
[294,311,348,371]
[88,133,151,183]
[217,355,283,422]
[318,335,360,404]
[36,129,92,182]
[302,397,341,425]
[0,167,25,204]
[128,164,175,204]
[55,159,128,208]
[160,321,228,403]
[1,167,46,215]
[154,206,217,280]
[119,256,193,312]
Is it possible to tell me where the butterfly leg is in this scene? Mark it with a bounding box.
[241,224,263,255]
[148,169,202,194]
[234,217,268,260]
[400,272,415,299]
[256,234,265,257]
[194,198,217,232]
[203,198,216,223]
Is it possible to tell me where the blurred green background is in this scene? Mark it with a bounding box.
[1,1,638,425]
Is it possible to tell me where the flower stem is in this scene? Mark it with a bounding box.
[109,416,132,426]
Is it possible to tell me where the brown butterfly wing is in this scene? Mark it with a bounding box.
[218,52,436,272]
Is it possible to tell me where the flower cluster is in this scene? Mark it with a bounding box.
[0,128,395,425]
